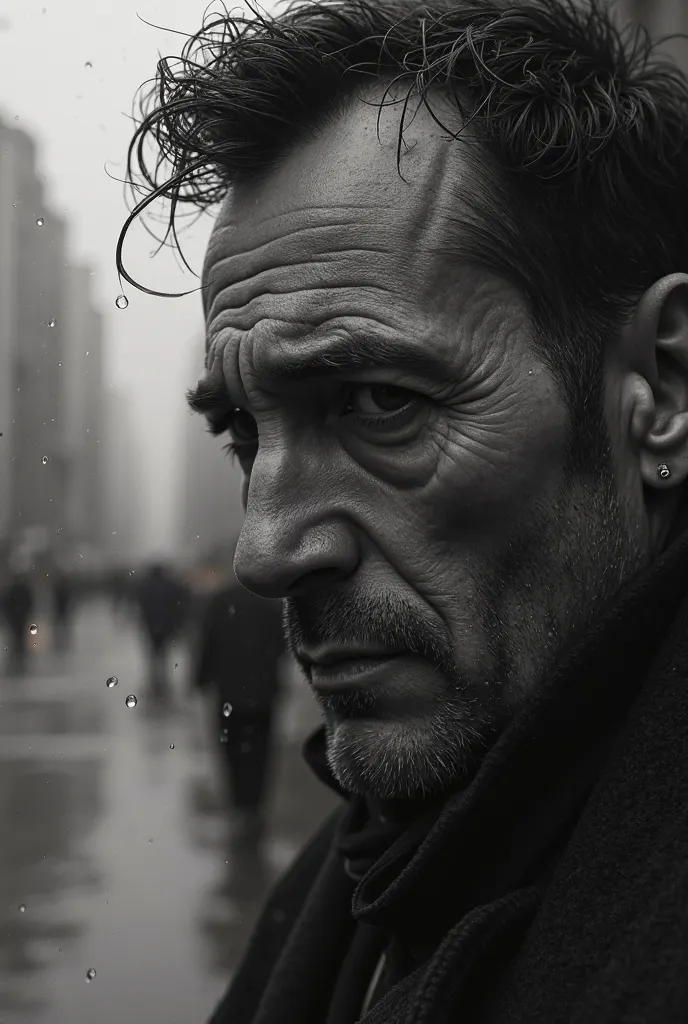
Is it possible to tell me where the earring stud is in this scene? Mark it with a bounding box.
[658,463,671,480]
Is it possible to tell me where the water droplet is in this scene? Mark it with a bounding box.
[29,624,38,635]
[12,202,17,208]
[48,318,56,327]
[125,694,137,708]
[85,60,92,68]
[222,702,233,718]
[42,455,48,465]
[169,743,175,749]
[115,294,128,309]
[86,968,96,981]
[18,903,26,913]
[36,217,44,226]
[174,662,178,669]
[220,730,229,744]
[14,115,18,120]
[106,676,118,688]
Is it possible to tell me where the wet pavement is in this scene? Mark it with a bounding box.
[0,600,338,1024]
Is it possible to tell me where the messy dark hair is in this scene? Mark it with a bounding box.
[120,0,688,470]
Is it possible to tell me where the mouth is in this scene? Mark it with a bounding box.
[304,651,405,691]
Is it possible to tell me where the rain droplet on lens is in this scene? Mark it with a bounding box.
[115,294,128,309]
[85,60,92,68]
[42,455,48,464]
[125,694,137,708]
[48,318,56,327]
[86,968,96,981]
[106,676,118,688]
[169,743,175,749]
[29,624,38,635]
[18,903,26,913]
[222,702,232,718]
[36,217,44,226]
[220,730,229,744]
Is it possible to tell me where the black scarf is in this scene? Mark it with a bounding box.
[209,505,688,1024]
[306,507,688,1023]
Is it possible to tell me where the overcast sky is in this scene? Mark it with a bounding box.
[0,0,279,552]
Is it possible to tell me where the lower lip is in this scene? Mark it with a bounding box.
[310,656,401,691]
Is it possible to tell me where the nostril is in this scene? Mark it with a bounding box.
[286,566,351,595]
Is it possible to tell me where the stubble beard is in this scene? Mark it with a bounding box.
[285,448,649,803]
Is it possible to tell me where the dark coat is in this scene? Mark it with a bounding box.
[194,582,284,712]
[135,569,189,642]
[208,521,688,1024]
[0,578,34,632]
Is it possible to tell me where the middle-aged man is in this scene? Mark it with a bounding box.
[119,0,688,1020]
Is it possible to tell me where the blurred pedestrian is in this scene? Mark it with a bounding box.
[109,567,132,620]
[193,580,284,852]
[0,572,34,675]
[135,563,190,696]
[51,569,75,652]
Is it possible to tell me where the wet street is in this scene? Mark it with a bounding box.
[0,599,338,1024]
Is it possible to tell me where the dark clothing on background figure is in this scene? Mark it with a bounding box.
[209,516,688,1024]
[135,566,189,691]
[51,573,75,651]
[195,583,284,836]
[0,577,34,675]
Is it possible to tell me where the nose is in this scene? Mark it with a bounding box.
[233,454,360,599]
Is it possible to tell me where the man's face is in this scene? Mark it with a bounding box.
[201,89,649,800]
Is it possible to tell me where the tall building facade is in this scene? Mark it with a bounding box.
[102,388,144,565]
[0,118,107,569]
[0,121,18,543]
[62,264,106,554]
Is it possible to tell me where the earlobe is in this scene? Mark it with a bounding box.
[632,274,688,491]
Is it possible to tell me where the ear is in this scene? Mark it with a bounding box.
[625,273,688,492]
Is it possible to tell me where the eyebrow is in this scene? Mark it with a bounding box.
[186,378,233,434]
[254,333,448,385]
[186,332,448,422]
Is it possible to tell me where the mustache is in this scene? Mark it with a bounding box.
[283,588,457,680]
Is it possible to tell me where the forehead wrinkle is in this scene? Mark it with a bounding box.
[206,249,394,334]
[202,201,400,317]
[205,237,396,328]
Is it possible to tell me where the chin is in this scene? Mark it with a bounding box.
[324,711,490,802]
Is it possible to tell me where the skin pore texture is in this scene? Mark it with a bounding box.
[199,84,688,802]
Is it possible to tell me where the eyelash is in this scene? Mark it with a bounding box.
[222,440,249,463]
[220,390,421,462]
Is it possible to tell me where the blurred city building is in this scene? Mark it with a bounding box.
[102,387,145,565]
[177,342,244,565]
[0,119,107,574]
[615,1,688,66]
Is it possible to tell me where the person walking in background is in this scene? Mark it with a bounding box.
[51,568,76,653]
[135,563,190,697]
[193,578,284,853]
[0,572,34,676]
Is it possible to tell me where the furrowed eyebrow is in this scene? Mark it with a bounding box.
[186,378,233,435]
[257,334,446,385]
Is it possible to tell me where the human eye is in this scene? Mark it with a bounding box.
[222,408,258,462]
[342,384,425,433]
